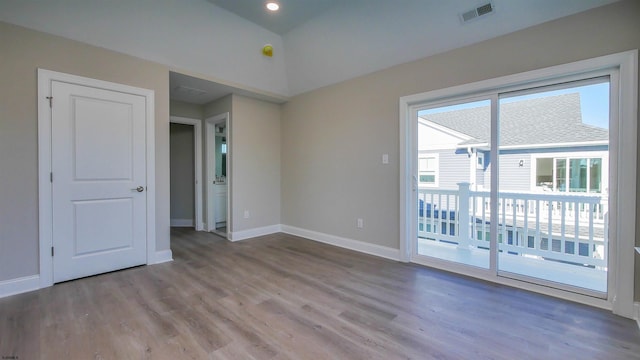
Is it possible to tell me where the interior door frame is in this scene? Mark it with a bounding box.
[204,112,230,238]
[169,116,203,231]
[37,69,156,288]
[399,50,638,318]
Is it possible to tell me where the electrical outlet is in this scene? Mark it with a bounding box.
[382,154,389,164]
[244,210,250,219]
[357,218,364,229]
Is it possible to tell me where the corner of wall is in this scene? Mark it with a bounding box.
[229,224,282,242]
[152,249,173,264]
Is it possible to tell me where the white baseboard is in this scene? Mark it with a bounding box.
[230,224,282,242]
[170,218,194,227]
[635,302,640,330]
[281,225,401,261]
[0,275,40,299]
[152,249,174,264]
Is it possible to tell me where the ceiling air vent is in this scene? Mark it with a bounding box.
[460,2,495,23]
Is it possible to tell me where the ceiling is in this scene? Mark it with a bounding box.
[172,0,620,104]
[170,72,287,105]
[207,0,343,35]
[0,0,622,104]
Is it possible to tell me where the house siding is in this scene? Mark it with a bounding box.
[436,149,470,190]
[497,153,532,191]
[476,168,485,188]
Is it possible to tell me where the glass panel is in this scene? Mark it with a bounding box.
[416,99,491,269]
[590,158,602,193]
[555,159,566,192]
[569,158,587,192]
[536,158,553,189]
[497,80,609,294]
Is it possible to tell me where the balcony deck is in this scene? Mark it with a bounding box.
[417,184,608,294]
[418,238,607,293]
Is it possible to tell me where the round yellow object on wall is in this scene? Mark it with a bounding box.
[262,44,273,57]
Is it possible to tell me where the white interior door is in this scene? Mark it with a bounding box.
[51,81,147,283]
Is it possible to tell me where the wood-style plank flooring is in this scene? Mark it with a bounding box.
[1,228,639,359]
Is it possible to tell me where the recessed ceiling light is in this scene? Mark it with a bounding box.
[266,2,279,11]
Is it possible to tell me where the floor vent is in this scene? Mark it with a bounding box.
[461,2,495,23]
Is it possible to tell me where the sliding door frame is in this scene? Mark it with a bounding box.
[399,50,638,318]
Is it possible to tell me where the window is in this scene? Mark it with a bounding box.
[418,155,438,186]
[535,156,603,193]
[476,152,485,169]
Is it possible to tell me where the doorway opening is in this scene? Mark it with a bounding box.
[206,112,230,238]
[169,117,203,231]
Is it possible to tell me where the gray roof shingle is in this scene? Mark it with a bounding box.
[420,93,608,147]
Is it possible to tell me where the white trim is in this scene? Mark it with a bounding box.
[0,275,40,299]
[399,50,638,318]
[635,302,640,330]
[229,224,281,242]
[37,69,156,289]
[500,141,609,150]
[205,113,231,238]
[281,225,401,261]
[170,116,203,231]
[170,218,195,227]
[151,250,174,264]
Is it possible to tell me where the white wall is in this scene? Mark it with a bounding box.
[231,95,281,233]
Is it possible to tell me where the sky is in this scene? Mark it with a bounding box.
[418,81,610,130]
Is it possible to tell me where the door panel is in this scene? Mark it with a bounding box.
[496,80,610,295]
[414,99,492,269]
[52,81,147,283]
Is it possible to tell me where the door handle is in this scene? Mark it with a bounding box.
[132,186,144,192]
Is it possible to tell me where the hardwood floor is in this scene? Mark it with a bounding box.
[1,228,639,359]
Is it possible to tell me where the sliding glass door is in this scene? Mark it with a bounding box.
[415,98,492,269]
[412,77,611,296]
[496,79,610,294]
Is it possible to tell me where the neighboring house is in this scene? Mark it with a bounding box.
[418,93,609,194]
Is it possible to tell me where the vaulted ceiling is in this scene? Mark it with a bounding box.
[207,0,344,35]
[0,0,620,102]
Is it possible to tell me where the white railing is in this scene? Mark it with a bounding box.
[417,183,607,268]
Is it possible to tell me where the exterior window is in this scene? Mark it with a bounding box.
[535,156,602,193]
[419,155,438,186]
[476,152,485,169]
[589,159,602,193]
[569,158,587,192]
[535,158,553,189]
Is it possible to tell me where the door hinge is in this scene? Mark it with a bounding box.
[46,96,53,108]
[50,172,53,183]
[51,246,54,257]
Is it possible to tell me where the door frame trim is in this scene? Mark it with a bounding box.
[169,116,203,231]
[37,69,156,288]
[399,50,637,318]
